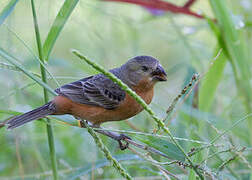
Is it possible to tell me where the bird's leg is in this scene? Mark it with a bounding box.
[79,120,131,150]
[95,129,131,150]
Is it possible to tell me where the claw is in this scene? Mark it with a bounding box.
[116,134,131,150]
[94,127,132,151]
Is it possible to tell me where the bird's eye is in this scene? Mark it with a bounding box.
[141,66,148,72]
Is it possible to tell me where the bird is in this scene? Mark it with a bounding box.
[6,55,167,149]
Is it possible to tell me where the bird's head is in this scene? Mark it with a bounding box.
[120,56,167,87]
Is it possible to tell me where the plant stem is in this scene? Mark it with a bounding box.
[31,1,58,179]
[82,121,133,180]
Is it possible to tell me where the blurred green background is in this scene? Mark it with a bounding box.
[0,0,252,179]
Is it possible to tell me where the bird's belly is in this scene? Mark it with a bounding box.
[71,89,154,125]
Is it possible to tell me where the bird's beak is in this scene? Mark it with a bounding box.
[151,64,167,81]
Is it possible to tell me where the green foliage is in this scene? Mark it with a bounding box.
[0,47,56,95]
[199,48,227,112]
[0,0,18,26]
[67,154,140,179]
[82,120,133,180]
[43,0,79,62]
[0,0,252,179]
[135,135,185,161]
[210,0,252,137]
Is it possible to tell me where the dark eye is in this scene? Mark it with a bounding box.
[141,66,148,72]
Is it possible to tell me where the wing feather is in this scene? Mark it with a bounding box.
[55,74,125,109]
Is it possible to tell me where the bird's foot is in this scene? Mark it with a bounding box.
[115,134,132,150]
[95,128,132,150]
[78,120,131,150]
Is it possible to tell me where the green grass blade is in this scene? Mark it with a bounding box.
[3,24,60,87]
[30,0,58,179]
[209,0,252,143]
[0,0,19,26]
[210,113,252,144]
[0,62,41,77]
[210,0,251,81]
[199,18,227,112]
[199,48,227,112]
[42,0,79,61]
[0,47,57,96]
[135,135,185,161]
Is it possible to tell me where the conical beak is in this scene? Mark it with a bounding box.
[151,64,167,81]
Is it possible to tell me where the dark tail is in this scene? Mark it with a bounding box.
[6,102,56,129]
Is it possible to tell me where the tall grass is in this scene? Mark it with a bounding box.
[0,0,252,179]
[30,0,58,179]
[209,0,252,143]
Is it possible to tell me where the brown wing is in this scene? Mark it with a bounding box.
[55,74,126,110]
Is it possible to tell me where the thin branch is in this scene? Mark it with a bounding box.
[237,153,252,170]
[210,114,252,144]
[93,128,209,145]
[217,147,246,171]
[183,0,196,8]
[199,148,233,165]
[125,138,171,159]
[152,73,199,134]
[165,73,199,119]
[103,0,204,19]
[174,161,216,178]
[128,147,179,180]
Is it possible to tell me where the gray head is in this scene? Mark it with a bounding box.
[119,56,167,87]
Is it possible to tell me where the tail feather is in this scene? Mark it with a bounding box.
[7,102,56,129]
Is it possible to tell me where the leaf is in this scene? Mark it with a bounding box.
[0,47,57,96]
[42,0,79,61]
[210,0,252,137]
[0,0,19,26]
[199,48,227,112]
[67,154,140,180]
[209,0,251,99]
[135,135,185,161]
[197,15,227,112]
